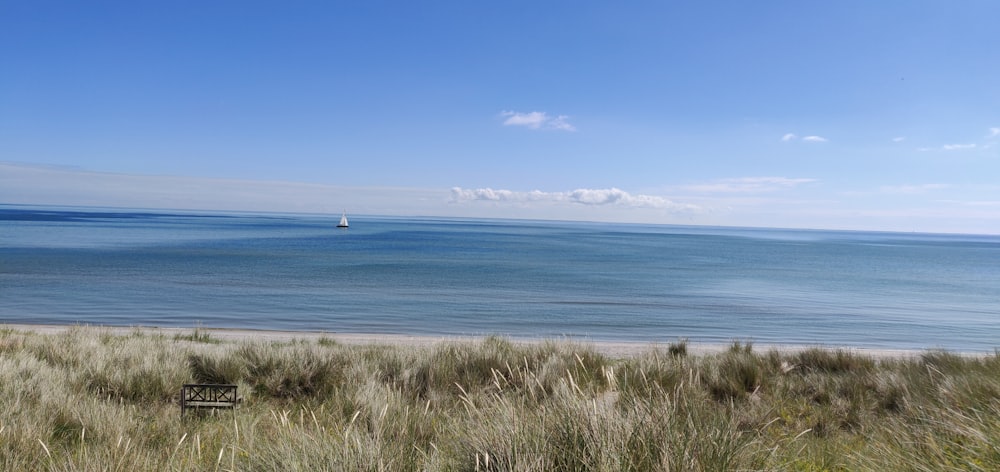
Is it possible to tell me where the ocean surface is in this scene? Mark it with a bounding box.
[2,205,998,351]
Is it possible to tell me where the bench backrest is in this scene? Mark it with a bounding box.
[180,384,238,415]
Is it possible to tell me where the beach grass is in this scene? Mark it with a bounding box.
[1,327,998,470]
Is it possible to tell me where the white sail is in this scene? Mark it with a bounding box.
[337,212,349,228]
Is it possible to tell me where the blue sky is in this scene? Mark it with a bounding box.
[2,1,999,233]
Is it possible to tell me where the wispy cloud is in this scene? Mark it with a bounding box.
[892,136,906,143]
[956,200,1000,207]
[781,133,827,143]
[919,128,999,151]
[879,184,950,195]
[450,187,697,211]
[678,177,817,194]
[0,162,444,215]
[500,111,576,131]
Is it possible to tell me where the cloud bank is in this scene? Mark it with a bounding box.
[501,111,576,131]
[450,187,697,212]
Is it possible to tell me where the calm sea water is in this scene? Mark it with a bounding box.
[2,205,998,351]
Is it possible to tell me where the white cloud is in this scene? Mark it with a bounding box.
[500,111,576,131]
[450,187,697,211]
[782,133,827,143]
[548,115,576,131]
[679,177,817,194]
[568,188,652,206]
[988,127,1000,138]
[892,136,906,142]
[449,187,519,202]
[501,111,546,129]
[942,143,976,151]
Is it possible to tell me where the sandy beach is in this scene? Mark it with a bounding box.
[2,323,937,358]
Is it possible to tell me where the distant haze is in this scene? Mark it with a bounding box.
[3,163,998,234]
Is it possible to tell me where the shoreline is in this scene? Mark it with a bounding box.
[1,323,956,358]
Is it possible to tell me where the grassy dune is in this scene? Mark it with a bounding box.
[1,327,999,471]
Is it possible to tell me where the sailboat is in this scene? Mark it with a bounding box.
[336,211,349,228]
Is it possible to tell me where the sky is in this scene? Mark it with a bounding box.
[2,1,999,233]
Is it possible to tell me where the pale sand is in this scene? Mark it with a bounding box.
[1,323,951,358]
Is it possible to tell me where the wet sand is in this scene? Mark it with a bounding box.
[1,323,945,358]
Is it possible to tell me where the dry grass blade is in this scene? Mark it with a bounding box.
[0,327,997,471]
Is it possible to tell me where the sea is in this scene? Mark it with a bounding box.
[2,205,998,351]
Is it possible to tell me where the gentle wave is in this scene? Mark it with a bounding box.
[2,205,999,351]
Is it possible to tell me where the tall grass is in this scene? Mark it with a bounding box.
[0,327,998,470]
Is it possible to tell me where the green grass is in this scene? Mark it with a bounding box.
[1,327,998,470]
[172,326,221,344]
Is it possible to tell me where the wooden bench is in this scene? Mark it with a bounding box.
[180,384,239,416]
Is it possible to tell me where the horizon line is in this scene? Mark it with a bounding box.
[4,202,997,238]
